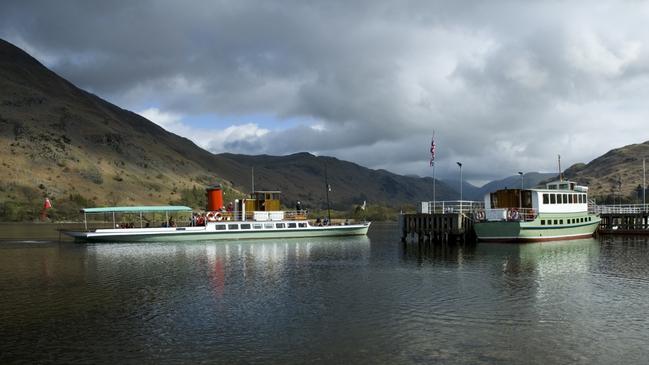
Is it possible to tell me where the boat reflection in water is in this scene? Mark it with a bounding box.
[402,238,599,273]
[86,236,371,298]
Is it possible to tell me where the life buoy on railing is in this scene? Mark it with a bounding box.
[476,211,486,221]
[205,212,216,222]
[507,208,520,221]
[215,212,223,221]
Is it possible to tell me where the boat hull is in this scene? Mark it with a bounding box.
[64,222,371,243]
[475,214,600,243]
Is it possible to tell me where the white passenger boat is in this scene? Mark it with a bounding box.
[473,180,600,242]
[63,188,370,243]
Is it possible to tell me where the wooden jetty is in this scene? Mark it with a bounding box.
[400,201,481,244]
[597,205,649,235]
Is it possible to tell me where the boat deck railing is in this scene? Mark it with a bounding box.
[474,208,538,222]
[80,209,312,231]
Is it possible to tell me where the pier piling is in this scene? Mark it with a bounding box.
[399,212,476,244]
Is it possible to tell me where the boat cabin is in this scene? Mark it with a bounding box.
[483,180,590,221]
[244,191,281,212]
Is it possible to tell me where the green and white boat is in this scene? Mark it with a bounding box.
[474,180,600,242]
[63,189,370,243]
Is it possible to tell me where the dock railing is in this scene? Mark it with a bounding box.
[420,201,484,214]
[594,204,649,214]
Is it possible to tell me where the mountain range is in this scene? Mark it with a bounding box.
[1,38,647,220]
[0,38,458,219]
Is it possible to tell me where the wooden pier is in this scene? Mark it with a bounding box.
[399,212,476,244]
[400,201,482,244]
[598,212,649,234]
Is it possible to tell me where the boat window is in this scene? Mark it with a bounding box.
[215,224,226,231]
[298,222,307,228]
[573,194,578,203]
[276,223,285,229]
[240,224,251,230]
[557,194,562,204]
[543,194,549,204]
[541,220,545,225]
[264,223,274,229]
[589,217,591,221]
[563,194,568,204]
[559,219,563,224]
[288,223,297,228]
[228,224,239,230]
[490,193,499,208]
[568,194,573,204]
[253,224,263,229]
[550,194,556,204]
[553,220,558,225]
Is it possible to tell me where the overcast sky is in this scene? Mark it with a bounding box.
[2,0,649,184]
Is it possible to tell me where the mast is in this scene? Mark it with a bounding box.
[558,154,562,181]
[251,167,255,193]
[324,162,331,222]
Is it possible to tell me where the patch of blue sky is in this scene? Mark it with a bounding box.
[182,113,308,130]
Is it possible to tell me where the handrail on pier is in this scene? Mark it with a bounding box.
[420,200,484,214]
[594,204,649,214]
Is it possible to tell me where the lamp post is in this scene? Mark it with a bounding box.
[643,158,646,212]
[518,172,524,209]
[457,162,463,212]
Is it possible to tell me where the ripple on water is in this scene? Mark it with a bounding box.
[2,227,649,364]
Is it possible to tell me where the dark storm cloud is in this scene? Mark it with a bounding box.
[2,0,649,182]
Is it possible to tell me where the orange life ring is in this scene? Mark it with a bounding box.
[206,211,218,222]
[215,212,223,221]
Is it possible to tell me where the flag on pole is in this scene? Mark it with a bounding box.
[43,198,52,209]
[429,136,436,166]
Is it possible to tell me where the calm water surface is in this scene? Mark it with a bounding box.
[1,223,649,364]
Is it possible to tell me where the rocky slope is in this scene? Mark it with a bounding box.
[0,38,456,220]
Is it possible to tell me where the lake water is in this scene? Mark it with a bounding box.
[1,223,649,364]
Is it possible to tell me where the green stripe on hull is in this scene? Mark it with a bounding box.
[475,213,600,242]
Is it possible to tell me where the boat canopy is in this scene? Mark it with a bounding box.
[81,206,193,214]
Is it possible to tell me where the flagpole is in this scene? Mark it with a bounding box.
[433,163,436,213]
[324,162,331,222]
[430,132,436,213]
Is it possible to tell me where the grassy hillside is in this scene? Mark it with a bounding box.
[563,142,649,203]
[0,38,457,221]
